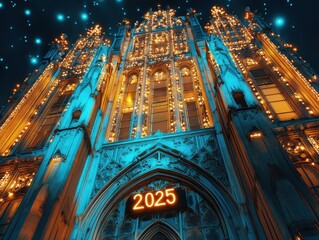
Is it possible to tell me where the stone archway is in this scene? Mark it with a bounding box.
[138,221,180,240]
[75,145,252,239]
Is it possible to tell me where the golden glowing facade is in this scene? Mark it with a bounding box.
[0,6,318,239]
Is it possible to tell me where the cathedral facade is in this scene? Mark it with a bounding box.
[0,6,319,239]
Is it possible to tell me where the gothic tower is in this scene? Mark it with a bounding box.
[0,6,318,240]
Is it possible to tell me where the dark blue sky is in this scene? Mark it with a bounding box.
[0,0,318,106]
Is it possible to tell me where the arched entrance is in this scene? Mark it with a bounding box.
[139,221,180,240]
[98,179,225,239]
[75,146,252,239]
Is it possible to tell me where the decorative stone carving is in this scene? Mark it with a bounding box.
[185,228,202,240]
[0,159,39,203]
[9,172,35,194]
[280,137,313,163]
[92,130,230,199]
[205,228,221,240]
[185,209,200,227]
[119,219,135,234]
[103,221,116,236]
[307,135,319,155]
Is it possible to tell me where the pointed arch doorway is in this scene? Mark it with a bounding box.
[76,143,254,240]
[138,221,180,240]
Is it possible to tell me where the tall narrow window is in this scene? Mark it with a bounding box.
[186,102,200,130]
[118,74,138,140]
[296,165,319,200]
[27,83,76,150]
[259,84,297,121]
[181,67,201,130]
[118,112,132,140]
[151,71,168,134]
[250,69,297,121]
[28,115,60,149]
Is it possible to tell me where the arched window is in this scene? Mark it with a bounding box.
[118,74,138,140]
[151,232,172,240]
[151,70,169,134]
[232,91,248,108]
[124,75,138,108]
[43,154,64,182]
[72,110,82,121]
[27,81,77,150]
[51,82,76,114]
[139,221,180,240]
[181,67,201,130]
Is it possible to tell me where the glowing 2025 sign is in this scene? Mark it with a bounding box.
[125,187,187,217]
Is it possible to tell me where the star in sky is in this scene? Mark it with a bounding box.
[35,38,42,45]
[56,13,65,22]
[81,12,89,21]
[274,17,285,28]
[24,9,31,16]
[30,57,38,65]
[0,0,318,107]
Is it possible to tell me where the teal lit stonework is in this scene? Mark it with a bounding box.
[0,6,319,240]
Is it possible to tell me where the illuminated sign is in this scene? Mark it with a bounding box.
[126,187,187,217]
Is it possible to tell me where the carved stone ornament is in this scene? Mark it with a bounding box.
[91,130,230,199]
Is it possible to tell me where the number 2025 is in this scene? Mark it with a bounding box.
[133,188,177,211]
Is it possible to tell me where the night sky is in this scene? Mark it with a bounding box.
[0,0,318,106]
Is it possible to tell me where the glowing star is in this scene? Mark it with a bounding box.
[35,38,42,45]
[81,12,89,21]
[57,13,65,22]
[25,9,31,16]
[274,17,285,27]
[30,57,38,65]
[116,0,123,3]
[0,2,3,8]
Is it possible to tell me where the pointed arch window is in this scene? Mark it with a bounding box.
[118,74,138,140]
[232,91,248,108]
[151,232,172,240]
[139,221,180,240]
[151,70,169,134]
[181,67,201,130]
[27,81,77,150]
[51,83,76,114]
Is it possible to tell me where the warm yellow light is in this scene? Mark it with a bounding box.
[132,188,177,212]
[249,132,262,138]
